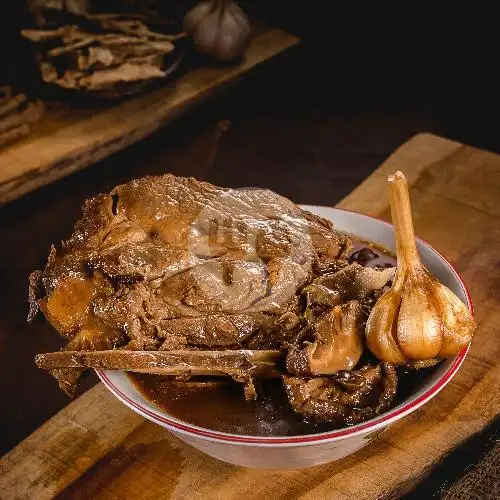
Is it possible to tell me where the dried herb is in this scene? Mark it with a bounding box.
[22,12,185,95]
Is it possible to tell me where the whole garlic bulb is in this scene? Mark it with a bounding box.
[183,0,251,61]
[365,171,476,364]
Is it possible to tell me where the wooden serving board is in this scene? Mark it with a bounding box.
[1,133,499,499]
[0,27,299,206]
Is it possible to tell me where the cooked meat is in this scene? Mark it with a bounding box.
[286,301,365,376]
[47,317,126,395]
[303,283,342,308]
[302,263,394,321]
[157,259,268,314]
[283,362,397,425]
[312,263,395,304]
[245,311,302,350]
[156,313,268,348]
[302,283,342,321]
[29,174,350,395]
[313,257,350,276]
[27,270,43,322]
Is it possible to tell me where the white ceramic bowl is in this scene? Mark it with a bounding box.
[97,207,472,470]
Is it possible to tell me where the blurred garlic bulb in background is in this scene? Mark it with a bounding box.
[365,171,476,364]
[183,0,251,61]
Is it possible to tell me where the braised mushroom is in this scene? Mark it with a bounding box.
[283,362,397,425]
[286,300,365,376]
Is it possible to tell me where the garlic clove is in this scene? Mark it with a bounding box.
[366,289,407,364]
[183,0,251,62]
[397,274,443,360]
[365,170,476,364]
[183,1,214,33]
[432,281,476,357]
[214,5,251,60]
[355,265,396,296]
[227,1,250,26]
[192,11,221,55]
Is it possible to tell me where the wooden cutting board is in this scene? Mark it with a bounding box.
[1,133,499,500]
[0,27,299,206]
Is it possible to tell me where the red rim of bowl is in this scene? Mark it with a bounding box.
[97,208,473,445]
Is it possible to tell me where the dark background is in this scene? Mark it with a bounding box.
[0,2,498,497]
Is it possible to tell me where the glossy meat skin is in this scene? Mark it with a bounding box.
[29,174,351,394]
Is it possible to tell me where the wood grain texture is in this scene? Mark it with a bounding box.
[1,132,499,500]
[0,384,144,500]
[0,28,299,206]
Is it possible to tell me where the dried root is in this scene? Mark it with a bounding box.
[0,88,44,150]
[22,13,185,95]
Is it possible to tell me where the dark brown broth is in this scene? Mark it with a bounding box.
[129,240,441,436]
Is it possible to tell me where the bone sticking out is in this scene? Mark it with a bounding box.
[35,349,283,378]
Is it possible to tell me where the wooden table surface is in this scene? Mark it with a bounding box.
[0,132,498,499]
[0,27,298,206]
